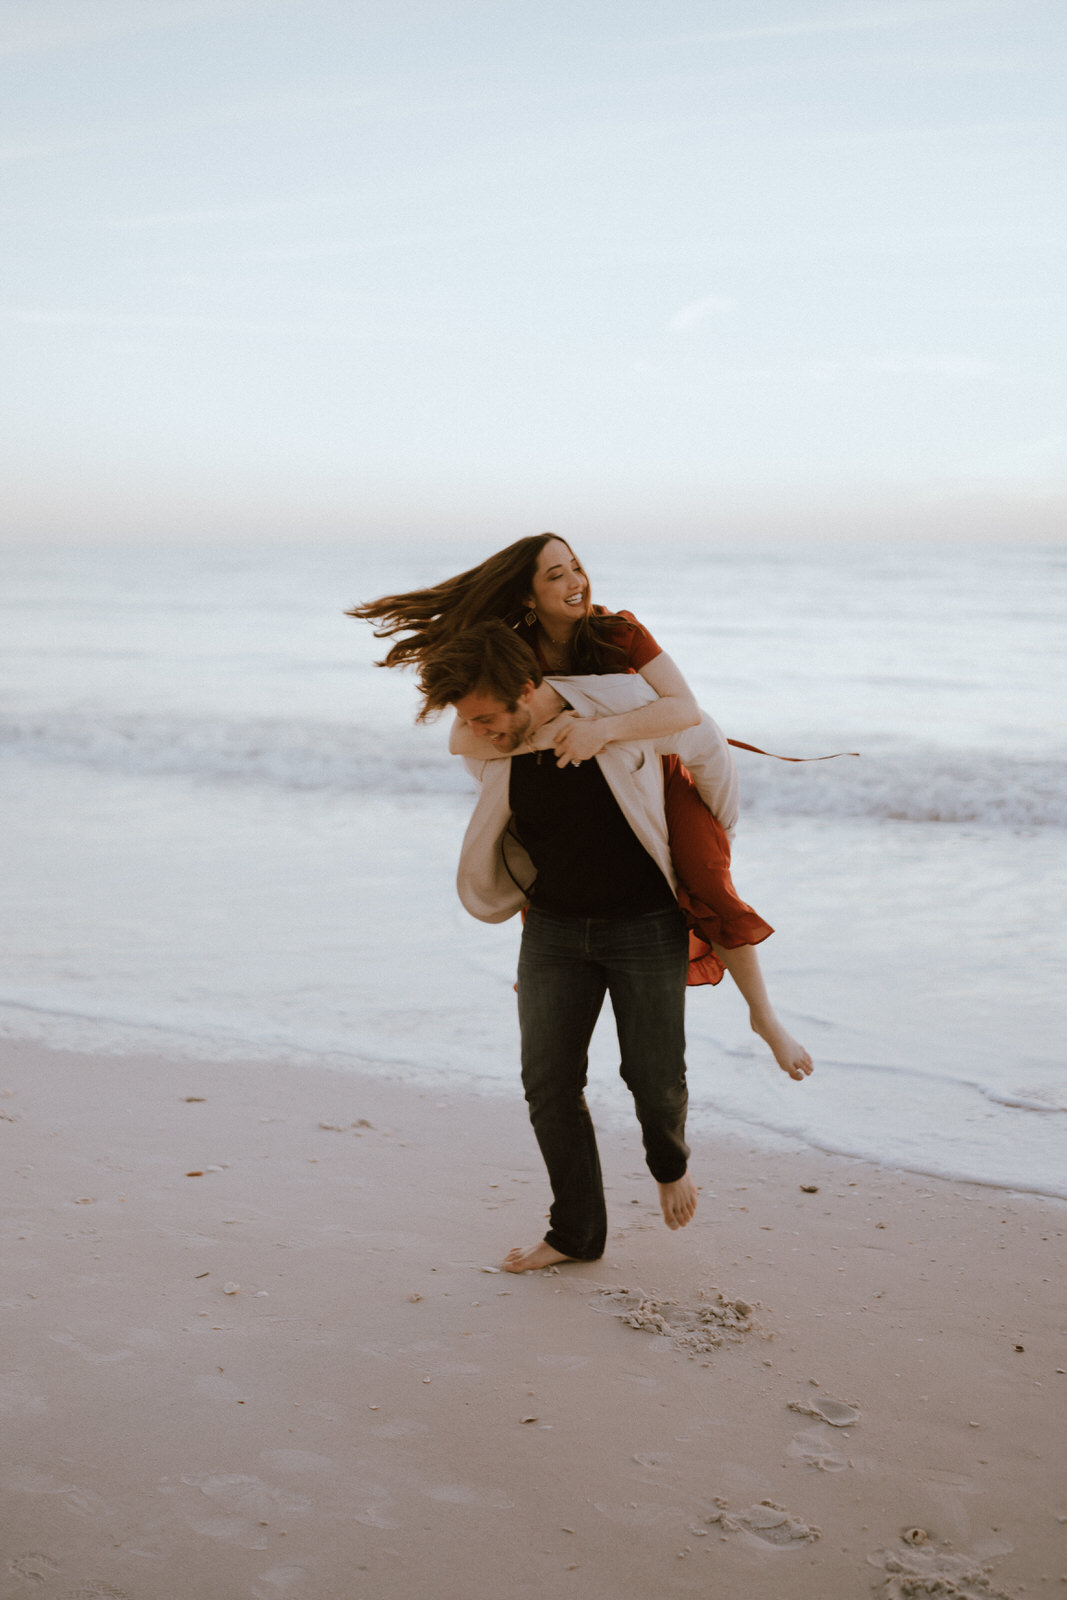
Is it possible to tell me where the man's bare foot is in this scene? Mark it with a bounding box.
[657,1173,698,1231]
[502,1241,579,1274]
[751,1012,813,1081]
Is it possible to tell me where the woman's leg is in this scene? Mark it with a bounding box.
[661,756,813,1080]
[710,942,813,1081]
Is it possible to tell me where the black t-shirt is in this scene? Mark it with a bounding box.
[508,751,674,918]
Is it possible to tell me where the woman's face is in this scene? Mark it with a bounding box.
[524,538,590,632]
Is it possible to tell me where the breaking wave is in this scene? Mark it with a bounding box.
[2,710,1064,828]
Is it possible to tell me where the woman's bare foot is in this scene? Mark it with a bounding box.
[502,1241,578,1274]
[657,1173,698,1230]
[710,946,813,1082]
[751,1012,813,1081]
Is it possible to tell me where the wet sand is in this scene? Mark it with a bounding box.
[2,1039,1064,1600]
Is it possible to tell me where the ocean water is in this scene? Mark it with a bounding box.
[2,538,1064,1199]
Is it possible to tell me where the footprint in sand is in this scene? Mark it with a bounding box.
[787,1425,851,1472]
[171,1474,312,1550]
[592,1286,760,1356]
[251,1567,320,1600]
[58,1484,113,1522]
[8,1551,63,1583]
[868,1536,1016,1599]
[48,1330,134,1365]
[788,1395,861,1428]
[352,1507,399,1529]
[702,1499,821,1546]
[5,1469,111,1522]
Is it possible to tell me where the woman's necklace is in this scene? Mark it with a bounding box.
[538,627,573,671]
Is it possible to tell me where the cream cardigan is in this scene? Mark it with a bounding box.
[455,674,739,924]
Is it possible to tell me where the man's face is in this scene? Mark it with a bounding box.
[453,682,535,752]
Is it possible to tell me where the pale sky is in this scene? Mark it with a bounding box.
[2,0,1064,543]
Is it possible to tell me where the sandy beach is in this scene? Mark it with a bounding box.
[2,1038,1063,1600]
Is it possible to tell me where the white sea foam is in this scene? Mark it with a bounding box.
[0,710,468,796]
[2,710,1063,828]
[735,744,1067,829]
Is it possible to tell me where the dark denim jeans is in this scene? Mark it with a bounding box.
[516,904,690,1261]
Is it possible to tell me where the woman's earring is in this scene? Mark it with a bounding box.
[524,609,537,628]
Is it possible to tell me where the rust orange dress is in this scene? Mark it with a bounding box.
[529,607,772,988]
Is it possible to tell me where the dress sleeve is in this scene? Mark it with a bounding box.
[601,608,662,671]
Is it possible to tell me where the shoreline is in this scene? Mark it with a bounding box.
[4,999,1064,1209]
[2,1037,1064,1599]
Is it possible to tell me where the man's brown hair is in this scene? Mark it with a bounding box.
[416,620,543,722]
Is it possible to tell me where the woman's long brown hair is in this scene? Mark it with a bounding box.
[347,533,632,672]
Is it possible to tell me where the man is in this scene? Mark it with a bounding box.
[417,620,741,1274]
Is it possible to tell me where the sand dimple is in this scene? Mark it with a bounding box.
[868,1537,1018,1599]
[425,1483,515,1509]
[48,1330,133,1366]
[367,1417,431,1440]
[918,1469,979,1493]
[352,1507,399,1529]
[592,1500,683,1529]
[194,1374,242,1400]
[591,1285,761,1355]
[251,1567,319,1600]
[259,1450,336,1475]
[56,1586,130,1600]
[0,1371,48,1417]
[788,1396,861,1427]
[700,1498,821,1546]
[7,1467,77,1496]
[363,1338,482,1377]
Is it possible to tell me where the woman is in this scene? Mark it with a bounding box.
[349,534,812,1082]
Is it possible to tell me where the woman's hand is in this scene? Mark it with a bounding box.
[551,713,610,767]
